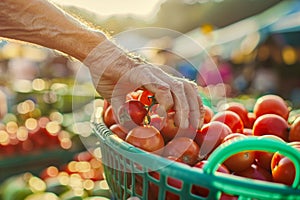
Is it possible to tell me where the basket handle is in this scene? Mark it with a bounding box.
[203,136,300,189]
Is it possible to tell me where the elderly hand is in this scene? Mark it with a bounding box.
[84,39,204,129]
[0,0,204,129]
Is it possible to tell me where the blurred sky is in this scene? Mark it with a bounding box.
[51,0,165,18]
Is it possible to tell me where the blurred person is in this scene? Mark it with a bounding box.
[233,64,255,94]
[0,0,204,129]
[252,64,279,95]
[146,36,181,77]
[41,54,75,79]
[197,54,233,87]
[147,37,198,82]
[290,87,300,109]
[197,54,233,97]
[177,61,198,82]
[8,58,39,80]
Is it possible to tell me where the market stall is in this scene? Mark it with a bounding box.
[1,1,300,200]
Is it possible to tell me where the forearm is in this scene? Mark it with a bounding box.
[0,0,106,61]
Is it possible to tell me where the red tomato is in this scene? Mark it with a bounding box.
[211,110,244,133]
[165,156,182,163]
[149,114,165,131]
[125,125,164,154]
[103,105,117,128]
[253,94,290,121]
[271,142,300,185]
[203,105,214,124]
[194,160,230,173]
[219,193,239,200]
[118,100,148,131]
[102,99,110,118]
[218,102,250,128]
[109,123,128,140]
[160,111,179,142]
[233,164,273,182]
[252,114,289,141]
[195,121,232,158]
[289,117,300,142]
[74,151,93,162]
[255,135,285,171]
[163,137,200,166]
[192,160,230,198]
[138,89,154,106]
[221,133,255,172]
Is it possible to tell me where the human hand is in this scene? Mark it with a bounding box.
[84,39,204,129]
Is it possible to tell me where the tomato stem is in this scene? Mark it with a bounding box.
[144,96,158,125]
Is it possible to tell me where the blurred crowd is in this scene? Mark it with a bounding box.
[141,35,300,109]
[0,31,300,119]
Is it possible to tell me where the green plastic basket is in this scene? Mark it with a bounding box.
[92,123,300,200]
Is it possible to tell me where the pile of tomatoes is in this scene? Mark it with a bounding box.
[102,89,300,199]
[0,115,73,158]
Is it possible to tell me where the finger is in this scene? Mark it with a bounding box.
[150,67,190,129]
[119,65,175,111]
[197,95,205,129]
[144,82,174,112]
[180,79,201,129]
[170,80,190,129]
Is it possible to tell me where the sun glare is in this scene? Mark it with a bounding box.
[51,0,165,18]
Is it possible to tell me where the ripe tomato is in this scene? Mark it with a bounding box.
[219,193,238,200]
[103,105,117,128]
[252,114,289,141]
[102,99,110,118]
[118,100,148,131]
[163,137,200,166]
[218,102,250,128]
[253,94,290,121]
[149,114,165,131]
[289,117,300,142]
[74,151,93,162]
[255,135,285,171]
[211,110,244,133]
[203,105,214,124]
[233,164,273,182]
[194,160,230,174]
[125,125,164,154]
[109,123,128,140]
[195,121,232,158]
[160,111,179,142]
[221,133,255,172]
[138,89,154,106]
[271,142,300,185]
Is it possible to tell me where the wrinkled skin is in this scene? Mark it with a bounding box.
[0,0,204,129]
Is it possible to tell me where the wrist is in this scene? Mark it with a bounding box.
[67,29,107,62]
